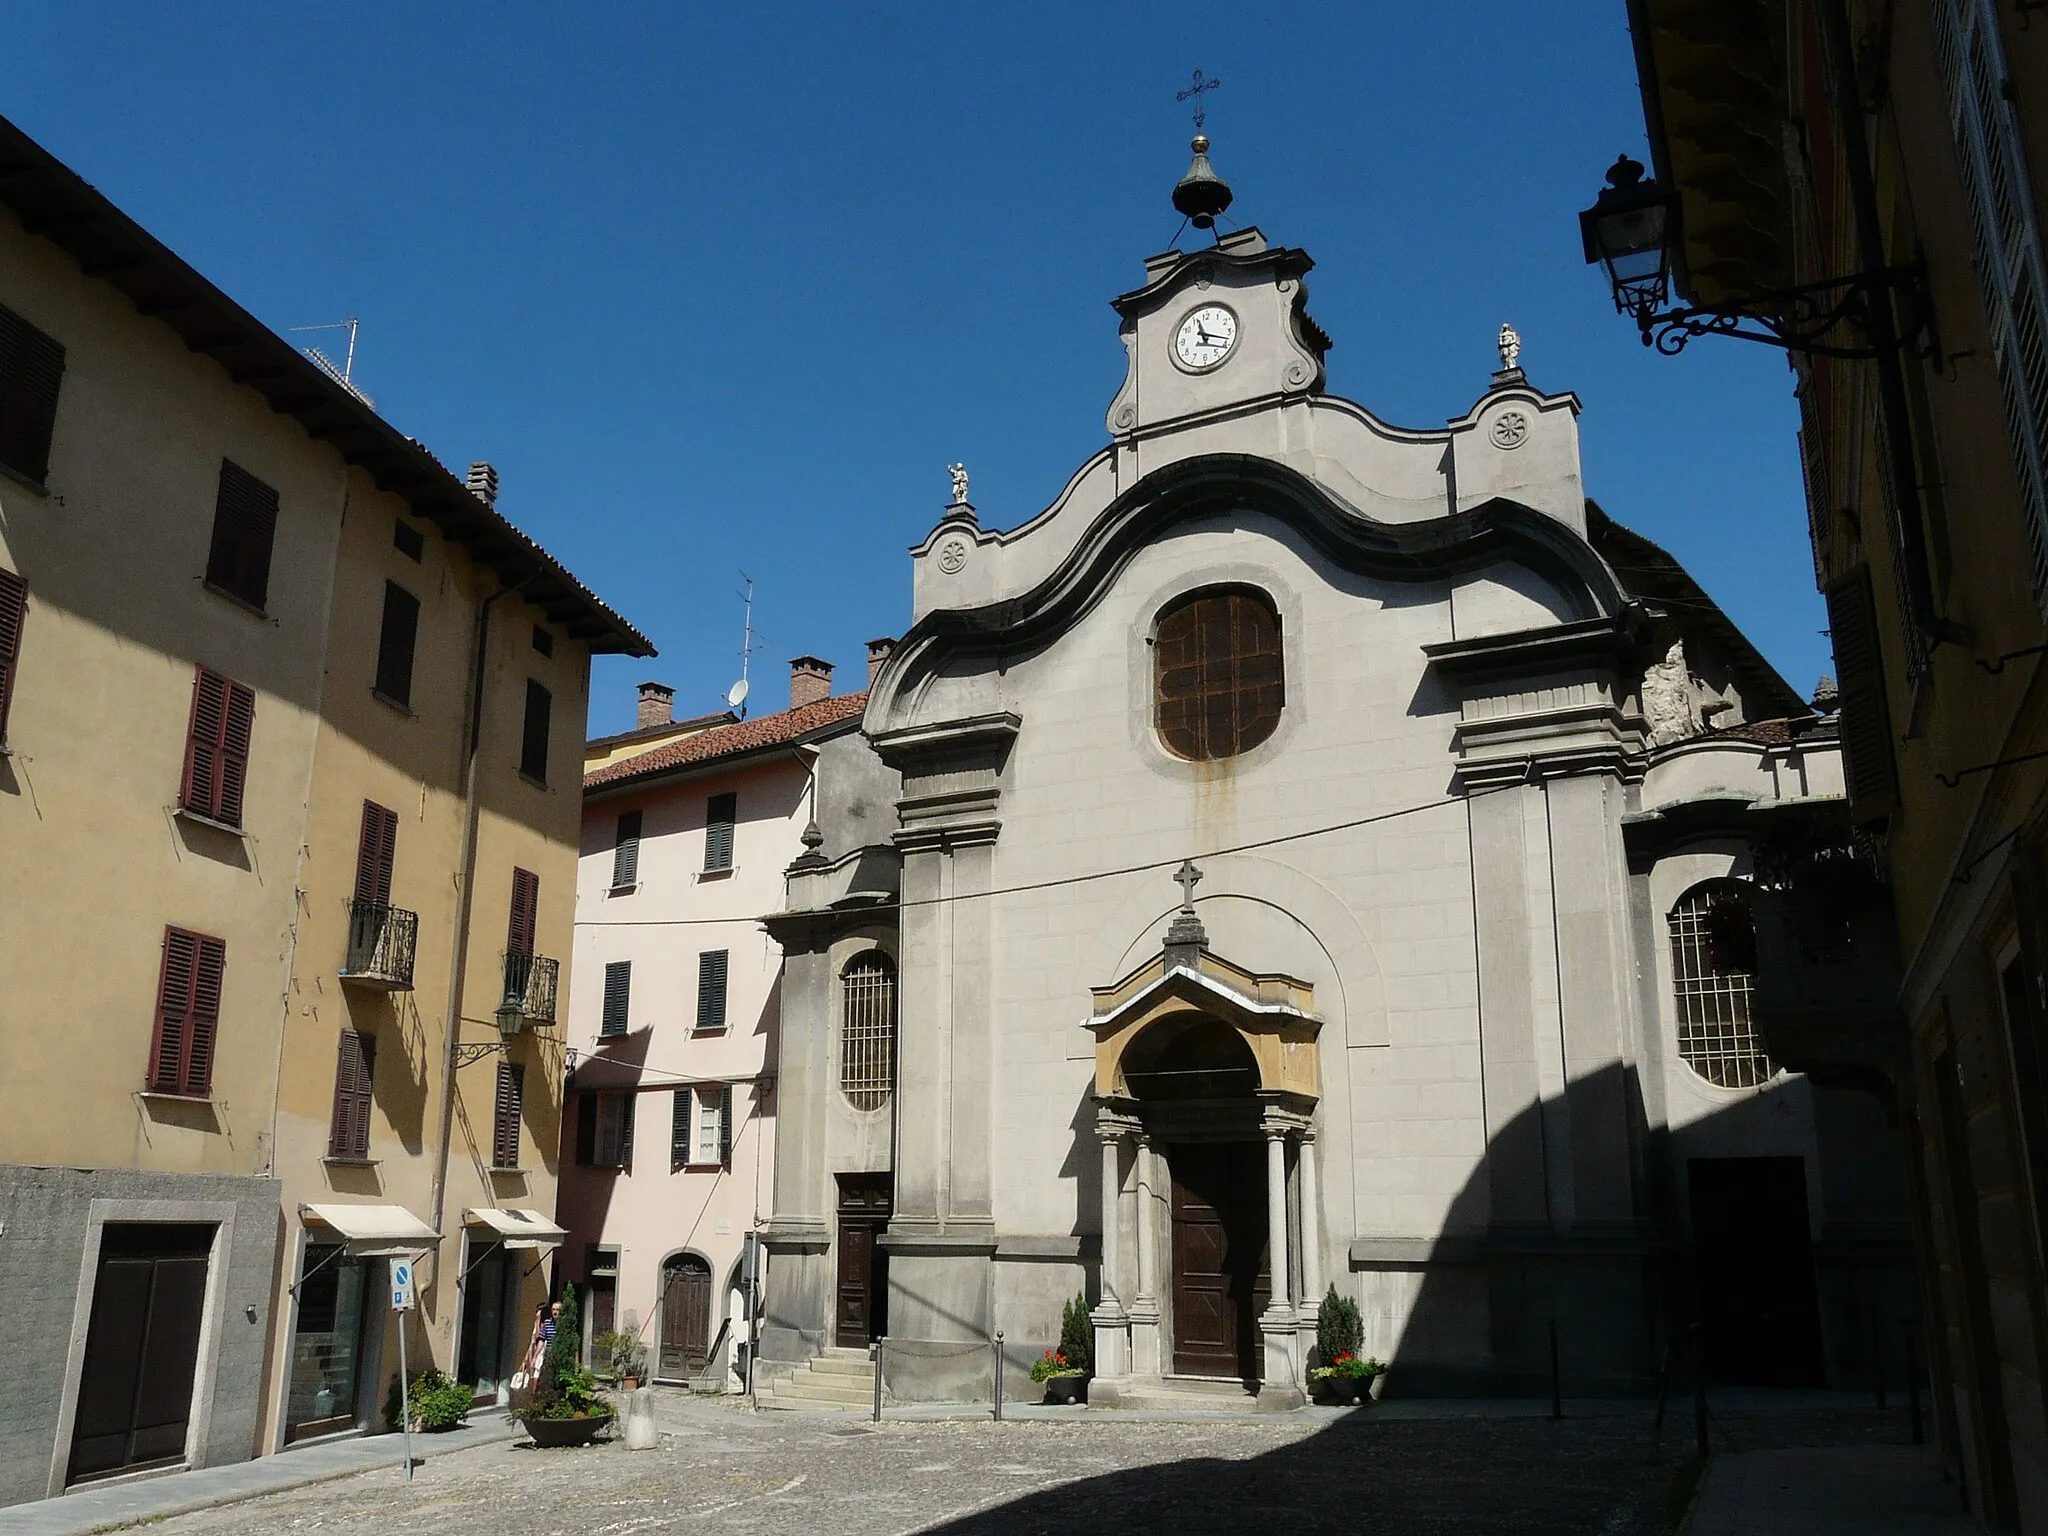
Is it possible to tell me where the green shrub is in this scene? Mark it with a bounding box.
[527,1288,609,1420]
[592,1328,647,1381]
[1315,1285,1363,1369]
[382,1369,472,1431]
[1058,1293,1094,1378]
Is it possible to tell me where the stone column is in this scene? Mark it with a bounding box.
[1129,1134,1162,1381]
[1091,1120,1133,1390]
[1257,1120,1304,1407]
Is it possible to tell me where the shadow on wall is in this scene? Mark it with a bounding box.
[1050,1056,1913,1397]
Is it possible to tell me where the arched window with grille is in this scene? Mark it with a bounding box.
[1153,587,1284,761]
[1667,880,1775,1089]
[840,953,896,1111]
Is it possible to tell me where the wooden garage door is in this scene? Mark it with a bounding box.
[69,1223,216,1484]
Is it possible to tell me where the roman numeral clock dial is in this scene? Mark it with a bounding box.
[1174,304,1238,371]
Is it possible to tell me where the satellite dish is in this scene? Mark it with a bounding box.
[726,678,750,711]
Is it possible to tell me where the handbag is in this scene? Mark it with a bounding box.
[510,1368,532,1393]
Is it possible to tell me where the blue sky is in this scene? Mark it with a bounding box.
[9,4,1827,733]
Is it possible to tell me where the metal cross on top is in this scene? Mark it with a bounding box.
[1177,68,1222,132]
[1172,857,1203,913]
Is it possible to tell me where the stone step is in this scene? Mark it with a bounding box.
[774,1376,874,1404]
[758,1392,862,1413]
[807,1355,876,1377]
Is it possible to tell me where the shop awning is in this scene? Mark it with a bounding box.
[462,1207,567,1250]
[301,1203,440,1257]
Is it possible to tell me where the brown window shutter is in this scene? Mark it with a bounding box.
[327,1030,377,1159]
[1824,568,1898,823]
[0,302,66,485]
[149,927,225,1096]
[0,567,25,744]
[373,582,420,707]
[204,459,280,609]
[493,1060,524,1168]
[353,801,398,906]
[507,867,539,956]
[181,667,254,825]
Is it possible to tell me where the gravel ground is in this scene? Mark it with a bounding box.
[143,1395,1917,1536]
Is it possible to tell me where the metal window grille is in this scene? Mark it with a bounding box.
[1667,884,1775,1089]
[841,955,896,1110]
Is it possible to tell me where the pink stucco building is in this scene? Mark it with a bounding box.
[560,658,868,1384]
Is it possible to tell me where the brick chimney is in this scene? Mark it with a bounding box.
[466,461,499,507]
[866,637,895,689]
[789,656,834,710]
[636,681,675,730]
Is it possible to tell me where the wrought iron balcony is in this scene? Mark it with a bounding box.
[501,952,559,1028]
[339,900,418,990]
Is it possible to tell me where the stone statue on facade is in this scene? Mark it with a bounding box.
[948,462,970,507]
[1497,323,1521,373]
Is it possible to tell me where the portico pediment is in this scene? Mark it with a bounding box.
[1085,946,1322,1104]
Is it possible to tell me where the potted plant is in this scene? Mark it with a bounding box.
[518,1289,614,1447]
[384,1369,473,1432]
[1031,1293,1094,1404]
[1308,1285,1382,1405]
[592,1329,647,1390]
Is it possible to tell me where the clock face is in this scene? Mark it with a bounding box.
[1174,305,1238,371]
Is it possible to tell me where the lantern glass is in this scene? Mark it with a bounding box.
[1579,155,1675,320]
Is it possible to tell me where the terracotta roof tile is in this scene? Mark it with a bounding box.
[584,692,868,790]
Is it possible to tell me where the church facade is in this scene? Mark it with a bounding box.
[759,160,1911,1405]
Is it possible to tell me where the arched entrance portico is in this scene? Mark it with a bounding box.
[1085,918,1321,1409]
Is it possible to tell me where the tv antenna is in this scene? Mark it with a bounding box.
[290,316,373,407]
[727,571,763,716]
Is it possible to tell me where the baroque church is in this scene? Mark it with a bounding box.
[757,138,1911,1406]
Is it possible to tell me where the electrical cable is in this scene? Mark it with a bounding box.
[574,778,1503,931]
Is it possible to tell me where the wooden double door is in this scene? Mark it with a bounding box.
[659,1255,713,1378]
[836,1173,892,1348]
[69,1223,215,1483]
[1168,1142,1270,1380]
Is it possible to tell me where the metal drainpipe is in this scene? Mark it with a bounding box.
[427,571,538,1278]
[1814,0,1960,646]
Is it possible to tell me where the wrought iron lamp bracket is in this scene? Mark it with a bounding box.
[1635,262,1932,359]
[453,1039,506,1069]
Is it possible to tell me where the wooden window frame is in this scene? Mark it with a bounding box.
[520,679,552,784]
[0,302,65,486]
[179,665,256,829]
[0,567,25,747]
[202,459,280,612]
[373,581,420,710]
[147,926,226,1098]
[1152,586,1285,762]
[692,1084,733,1168]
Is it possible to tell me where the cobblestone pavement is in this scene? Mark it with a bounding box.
[142,1395,1919,1536]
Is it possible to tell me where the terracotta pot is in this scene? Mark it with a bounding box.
[1041,1374,1088,1405]
[620,1377,639,1392]
[520,1412,613,1448]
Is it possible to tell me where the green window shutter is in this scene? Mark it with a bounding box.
[0,302,66,485]
[671,1087,691,1168]
[703,792,736,871]
[620,1091,636,1171]
[374,582,420,707]
[576,1090,597,1165]
[204,459,280,610]
[718,1085,733,1167]
[612,810,642,888]
[601,961,632,1036]
[696,949,729,1031]
[1824,568,1898,824]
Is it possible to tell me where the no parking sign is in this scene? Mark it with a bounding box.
[391,1258,416,1312]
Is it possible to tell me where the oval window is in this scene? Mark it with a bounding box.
[1153,588,1284,760]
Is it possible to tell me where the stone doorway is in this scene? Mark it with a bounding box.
[1167,1141,1270,1378]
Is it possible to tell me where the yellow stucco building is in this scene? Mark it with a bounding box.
[0,113,650,1504]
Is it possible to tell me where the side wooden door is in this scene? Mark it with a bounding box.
[69,1224,215,1483]
[658,1256,712,1378]
[1168,1143,1269,1380]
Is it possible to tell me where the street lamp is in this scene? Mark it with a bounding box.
[1578,153,1676,331]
